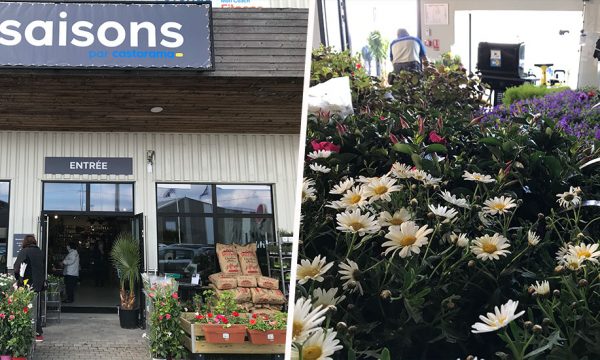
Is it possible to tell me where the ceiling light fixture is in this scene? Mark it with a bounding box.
[150,106,164,113]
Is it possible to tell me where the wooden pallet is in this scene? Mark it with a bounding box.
[180,313,285,355]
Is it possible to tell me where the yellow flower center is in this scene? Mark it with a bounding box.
[292,321,303,339]
[303,346,323,360]
[492,203,506,211]
[373,185,388,195]
[473,175,482,180]
[482,243,498,254]
[297,266,320,279]
[400,235,417,246]
[496,314,507,326]
[390,218,405,226]
[349,222,364,231]
[577,249,591,258]
[349,194,362,204]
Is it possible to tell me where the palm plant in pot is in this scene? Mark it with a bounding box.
[111,232,141,329]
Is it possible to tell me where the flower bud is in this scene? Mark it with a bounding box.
[553,289,560,297]
[542,318,551,326]
[524,321,533,329]
[348,325,358,336]
[427,212,435,219]
[527,286,535,295]
[327,305,338,314]
[577,233,585,239]
[537,213,545,220]
[336,322,348,334]
[380,290,392,300]
[532,324,543,333]
[347,303,355,311]
[578,279,588,287]
[554,265,564,274]
[468,260,476,268]
[410,198,418,207]
[446,301,455,309]
[411,184,417,190]
[517,199,523,206]
[571,301,578,309]
[466,356,476,360]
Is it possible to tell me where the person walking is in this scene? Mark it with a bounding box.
[62,241,80,303]
[389,28,428,75]
[13,235,45,342]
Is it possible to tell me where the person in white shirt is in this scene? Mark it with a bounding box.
[62,242,80,303]
[389,28,428,74]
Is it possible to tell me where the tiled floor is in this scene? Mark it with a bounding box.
[33,313,150,360]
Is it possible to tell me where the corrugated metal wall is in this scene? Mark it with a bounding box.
[269,0,310,8]
[0,131,299,270]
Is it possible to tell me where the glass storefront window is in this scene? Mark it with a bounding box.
[43,183,86,211]
[157,184,213,214]
[216,184,273,214]
[90,183,133,212]
[0,181,8,273]
[156,183,275,278]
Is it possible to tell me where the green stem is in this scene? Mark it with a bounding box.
[503,328,521,360]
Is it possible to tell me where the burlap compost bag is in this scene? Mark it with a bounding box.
[251,288,286,305]
[257,276,279,290]
[236,275,258,288]
[216,243,242,274]
[208,272,237,290]
[235,243,262,276]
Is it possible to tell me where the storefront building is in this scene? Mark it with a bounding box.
[0,1,307,308]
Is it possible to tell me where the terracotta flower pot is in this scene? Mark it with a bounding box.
[202,324,246,344]
[247,329,287,344]
[13,357,27,360]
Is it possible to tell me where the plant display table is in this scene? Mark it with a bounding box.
[180,313,284,359]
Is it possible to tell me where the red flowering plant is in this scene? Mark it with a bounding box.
[3,284,34,358]
[247,312,287,331]
[193,290,247,328]
[142,274,185,359]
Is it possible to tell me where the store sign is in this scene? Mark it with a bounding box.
[12,233,33,257]
[0,1,213,69]
[211,0,270,8]
[45,157,133,175]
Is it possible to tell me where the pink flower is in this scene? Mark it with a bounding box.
[8,315,14,321]
[390,134,399,144]
[159,315,163,321]
[23,307,28,313]
[148,293,155,298]
[429,131,446,144]
[172,293,179,300]
[336,122,348,136]
[0,313,5,319]
[399,117,410,129]
[356,64,362,69]
[165,314,171,320]
[249,318,256,325]
[379,115,386,121]
[311,140,341,153]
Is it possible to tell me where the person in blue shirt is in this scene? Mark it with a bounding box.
[389,28,428,74]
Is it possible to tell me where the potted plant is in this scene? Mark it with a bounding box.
[247,312,287,345]
[195,290,247,344]
[145,284,185,360]
[110,232,141,329]
[5,285,34,360]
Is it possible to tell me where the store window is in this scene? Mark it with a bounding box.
[156,183,275,278]
[0,182,9,273]
[43,182,133,213]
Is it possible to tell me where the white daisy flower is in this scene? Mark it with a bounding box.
[471,233,511,261]
[556,186,582,209]
[312,287,346,309]
[389,162,413,179]
[471,299,525,333]
[291,297,328,342]
[302,178,317,203]
[291,328,343,360]
[339,259,364,295]
[463,171,496,183]
[307,150,332,160]
[336,209,381,236]
[527,230,540,246]
[378,209,412,227]
[439,190,470,209]
[309,163,331,173]
[410,169,429,182]
[330,178,355,195]
[567,243,600,263]
[555,244,569,262]
[363,176,401,202]
[382,221,433,258]
[428,204,459,224]
[338,186,368,209]
[421,174,443,187]
[529,280,550,296]
[482,196,517,215]
[450,233,470,248]
[562,254,585,270]
[357,175,378,183]
[478,211,493,226]
[296,255,334,285]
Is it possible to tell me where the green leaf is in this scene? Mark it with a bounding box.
[348,349,357,360]
[392,143,417,154]
[380,348,391,360]
[543,156,562,178]
[425,144,448,153]
[411,153,423,169]
[478,137,502,146]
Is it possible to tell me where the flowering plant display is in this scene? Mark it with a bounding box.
[247,312,287,331]
[1,284,34,358]
[143,274,185,360]
[193,290,246,327]
[294,48,600,359]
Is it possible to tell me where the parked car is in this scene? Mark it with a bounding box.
[158,244,216,279]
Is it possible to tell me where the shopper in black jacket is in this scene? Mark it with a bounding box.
[13,235,45,342]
